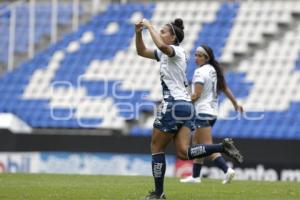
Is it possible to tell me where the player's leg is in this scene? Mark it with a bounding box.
[182,114,216,183]
[190,116,243,163]
[176,127,241,186]
[198,126,235,184]
[179,130,203,183]
[192,127,211,180]
[173,126,192,160]
[146,128,173,199]
[145,100,176,199]
[174,126,225,160]
[203,130,235,184]
[175,126,243,163]
[201,118,229,173]
[174,126,225,159]
[172,103,238,161]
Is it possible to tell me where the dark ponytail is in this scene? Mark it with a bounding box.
[173,18,184,30]
[168,18,184,44]
[201,45,227,93]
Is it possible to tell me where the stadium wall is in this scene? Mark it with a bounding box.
[0,130,300,181]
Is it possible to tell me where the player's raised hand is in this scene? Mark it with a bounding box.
[135,20,143,33]
[141,18,151,29]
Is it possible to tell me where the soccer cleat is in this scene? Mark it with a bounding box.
[180,176,201,183]
[222,168,235,184]
[222,138,244,163]
[144,191,166,199]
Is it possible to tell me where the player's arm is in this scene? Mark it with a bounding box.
[135,21,156,60]
[191,83,203,102]
[223,86,244,112]
[142,19,174,57]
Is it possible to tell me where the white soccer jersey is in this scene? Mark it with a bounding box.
[154,45,190,101]
[192,64,218,116]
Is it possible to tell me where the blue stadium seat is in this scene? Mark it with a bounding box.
[187,2,240,81]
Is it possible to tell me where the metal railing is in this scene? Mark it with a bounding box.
[0,0,103,73]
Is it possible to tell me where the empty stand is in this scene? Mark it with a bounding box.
[0,2,82,63]
[0,1,299,139]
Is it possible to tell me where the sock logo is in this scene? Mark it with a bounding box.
[191,146,206,157]
[153,163,163,178]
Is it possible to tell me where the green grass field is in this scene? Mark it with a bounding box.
[0,173,300,200]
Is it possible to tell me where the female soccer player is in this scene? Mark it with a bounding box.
[135,19,243,199]
[180,45,243,185]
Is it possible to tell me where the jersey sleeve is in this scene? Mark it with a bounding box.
[170,45,182,58]
[193,68,206,85]
[155,45,177,60]
[154,49,163,62]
